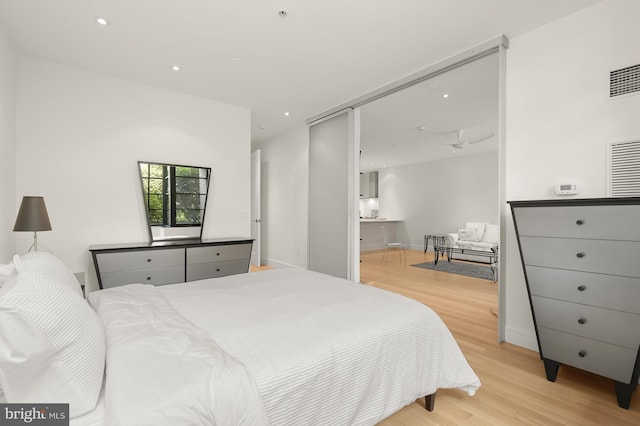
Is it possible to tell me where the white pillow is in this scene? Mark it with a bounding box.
[0,273,105,417]
[0,262,15,288]
[13,252,82,297]
[465,222,487,241]
[484,224,499,244]
[458,228,481,242]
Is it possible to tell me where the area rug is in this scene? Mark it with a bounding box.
[411,260,494,281]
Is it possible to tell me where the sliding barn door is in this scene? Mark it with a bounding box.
[308,109,360,281]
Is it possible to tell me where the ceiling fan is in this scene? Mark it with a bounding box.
[438,129,495,150]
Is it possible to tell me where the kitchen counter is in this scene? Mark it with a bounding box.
[360,220,405,251]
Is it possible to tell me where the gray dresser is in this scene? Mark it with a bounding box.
[509,197,640,409]
[90,238,253,289]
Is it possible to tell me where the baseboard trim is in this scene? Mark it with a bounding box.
[261,258,303,269]
[505,326,538,352]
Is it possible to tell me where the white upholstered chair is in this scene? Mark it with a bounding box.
[381,226,407,264]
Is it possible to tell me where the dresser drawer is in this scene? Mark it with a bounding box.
[538,327,637,383]
[526,266,640,314]
[186,259,250,281]
[101,266,185,288]
[532,296,640,349]
[513,205,640,240]
[96,248,184,272]
[520,236,640,278]
[186,243,252,264]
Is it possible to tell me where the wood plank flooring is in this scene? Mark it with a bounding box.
[360,249,640,426]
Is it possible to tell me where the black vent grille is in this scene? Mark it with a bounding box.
[610,64,640,98]
[609,140,640,197]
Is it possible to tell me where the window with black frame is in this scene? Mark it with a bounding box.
[139,162,210,228]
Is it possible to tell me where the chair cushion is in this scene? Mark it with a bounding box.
[455,240,496,251]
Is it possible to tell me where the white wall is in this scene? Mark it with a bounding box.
[504,0,640,349]
[252,126,308,268]
[254,126,498,266]
[379,152,498,250]
[15,57,251,292]
[0,24,16,262]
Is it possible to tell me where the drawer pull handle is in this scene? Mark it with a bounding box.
[216,253,221,256]
[577,285,586,292]
[147,259,152,262]
[146,276,151,281]
[576,252,585,259]
[578,318,586,325]
[578,350,587,358]
[216,268,220,272]
[576,219,584,225]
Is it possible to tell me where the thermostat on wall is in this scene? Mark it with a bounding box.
[555,183,579,195]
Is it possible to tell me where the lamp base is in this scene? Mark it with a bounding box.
[27,231,50,252]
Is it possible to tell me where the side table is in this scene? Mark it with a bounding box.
[424,234,449,264]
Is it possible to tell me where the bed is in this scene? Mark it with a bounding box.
[0,252,480,425]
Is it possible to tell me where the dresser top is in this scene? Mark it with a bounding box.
[89,237,253,252]
[508,197,640,207]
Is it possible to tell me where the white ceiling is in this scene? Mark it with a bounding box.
[0,0,601,155]
[360,52,499,171]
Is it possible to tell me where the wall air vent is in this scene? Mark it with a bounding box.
[607,139,640,197]
[609,64,640,98]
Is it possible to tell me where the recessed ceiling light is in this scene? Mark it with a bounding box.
[278,10,288,17]
[96,17,109,26]
[284,112,290,117]
[416,125,427,132]
[442,93,449,98]
[172,65,181,71]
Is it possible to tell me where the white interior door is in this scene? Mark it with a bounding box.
[251,149,261,268]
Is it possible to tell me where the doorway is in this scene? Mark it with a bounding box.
[358,51,500,334]
[358,51,500,261]
[307,36,507,340]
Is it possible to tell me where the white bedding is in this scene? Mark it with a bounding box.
[69,385,105,426]
[89,268,480,425]
[89,284,269,425]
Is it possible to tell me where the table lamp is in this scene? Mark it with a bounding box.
[13,196,52,251]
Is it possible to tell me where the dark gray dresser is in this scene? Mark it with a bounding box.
[509,197,640,409]
[90,238,253,289]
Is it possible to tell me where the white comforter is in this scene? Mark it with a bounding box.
[89,284,269,426]
[90,268,480,426]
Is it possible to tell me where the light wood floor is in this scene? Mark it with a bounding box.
[359,249,640,426]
